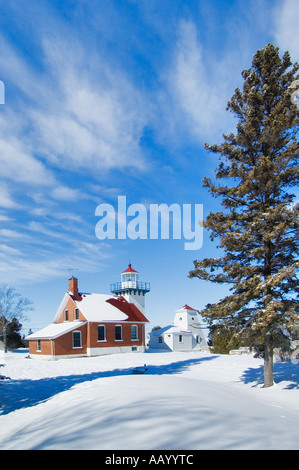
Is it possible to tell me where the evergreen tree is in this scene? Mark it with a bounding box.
[189,44,299,388]
[0,285,33,352]
[0,317,25,349]
[209,324,242,355]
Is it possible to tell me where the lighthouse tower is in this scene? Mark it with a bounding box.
[110,264,150,314]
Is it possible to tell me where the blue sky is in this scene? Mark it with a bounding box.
[0,0,298,335]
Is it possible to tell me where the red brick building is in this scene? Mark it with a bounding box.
[26,266,150,360]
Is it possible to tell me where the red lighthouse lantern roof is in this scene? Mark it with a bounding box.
[121,263,139,274]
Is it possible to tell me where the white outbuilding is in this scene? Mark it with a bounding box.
[148,305,207,352]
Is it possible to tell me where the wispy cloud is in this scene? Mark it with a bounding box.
[0,13,150,285]
[0,228,24,239]
[0,129,53,186]
[51,186,83,202]
[0,239,113,285]
[160,19,238,145]
[0,185,19,209]
[0,244,22,256]
[0,214,13,222]
[273,0,299,61]
[0,39,55,189]
[25,34,148,175]
[0,17,151,204]
[0,0,287,290]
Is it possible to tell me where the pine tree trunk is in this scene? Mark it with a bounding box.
[263,334,274,388]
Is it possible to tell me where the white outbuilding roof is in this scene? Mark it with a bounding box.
[25,321,85,340]
[150,325,192,336]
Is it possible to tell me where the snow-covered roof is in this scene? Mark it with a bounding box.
[25,321,85,340]
[179,304,197,311]
[150,325,192,336]
[52,292,148,324]
[74,294,128,322]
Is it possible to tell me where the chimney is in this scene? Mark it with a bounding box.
[68,276,79,296]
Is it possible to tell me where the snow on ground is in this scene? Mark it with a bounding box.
[0,349,299,450]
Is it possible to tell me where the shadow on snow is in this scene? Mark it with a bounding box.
[241,361,299,389]
[0,355,215,416]
[2,353,299,417]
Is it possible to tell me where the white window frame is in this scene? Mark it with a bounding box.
[72,330,82,349]
[115,325,123,342]
[36,339,41,351]
[74,308,79,320]
[64,309,69,321]
[97,324,106,342]
[131,325,138,341]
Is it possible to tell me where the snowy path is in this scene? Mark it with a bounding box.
[0,350,299,450]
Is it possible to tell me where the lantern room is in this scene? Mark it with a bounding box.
[110,264,150,314]
[121,263,139,288]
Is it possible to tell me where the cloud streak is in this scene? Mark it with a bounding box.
[273,0,299,62]
[158,18,242,146]
[0,0,293,289]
